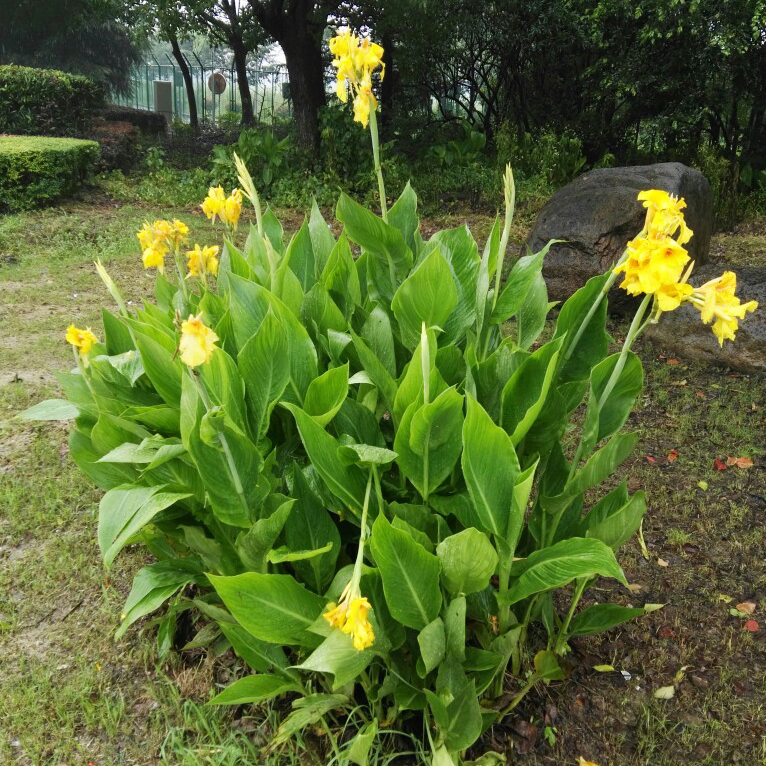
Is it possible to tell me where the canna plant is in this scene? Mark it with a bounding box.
[22,30,758,766]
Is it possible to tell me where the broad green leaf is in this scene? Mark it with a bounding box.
[391,249,458,349]
[462,396,519,538]
[501,336,563,446]
[350,330,398,415]
[491,247,546,324]
[271,694,349,749]
[321,232,361,318]
[499,538,627,606]
[267,542,333,564]
[284,219,315,291]
[347,719,378,766]
[238,311,290,441]
[566,432,639,500]
[308,198,336,275]
[370,514,442,630]
[585,490,646,551]
[517,271,549,349]
[235,500,294,572]
[436,528,498,595]
[17,399,79,420]
[388,181,420,256]
[337,444,397,466]
[361,305,396,378]
[297,629,375,689]
[208,674,299,705]
[98,485,189,568]
[284,466,341,593]
[116,561,196,639]
[283,403,367,517]
[443,596,466,661]
[533,649,564,681]
[568,603,646,637]
[218,622,289,672]
[337,192,413,279]
[130,324,182,407]
[395,387,464,499]
[209,572,326,647]
[303,363,348,427]
[417,617,446,674]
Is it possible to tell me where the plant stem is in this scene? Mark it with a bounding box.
[372,464,385,518]
[554,577,587,654]
[368,102,388,222]
[352,469,374,583]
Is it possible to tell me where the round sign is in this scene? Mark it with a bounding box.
[207,72,227,95]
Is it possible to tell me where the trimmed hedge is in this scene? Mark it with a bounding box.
[0,65,105,137]
[103,104,167,135]
[0,135,100,211]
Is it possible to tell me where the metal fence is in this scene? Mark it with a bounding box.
[114,58,292,125]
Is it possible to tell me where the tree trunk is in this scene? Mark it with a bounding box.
[231,39,255,126]
[280,25,325,154]
[169,34,198,133]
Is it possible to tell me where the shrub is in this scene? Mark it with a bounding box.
[86,119,139,172]
[211,127,289,190]
[0,135,99,211]
[102,104,167,135]
[0,65,105,136]
[23,30,758,766]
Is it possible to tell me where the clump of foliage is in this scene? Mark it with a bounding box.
[0,135,100,211]
[24,29,758,766]
[211,128,290,190]
[0,65,105,137]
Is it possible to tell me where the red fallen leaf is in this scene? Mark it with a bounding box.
[667,358,680,365]
[658,626,676,638]
[744,619,759,633]
[667,449,679,463]
[645,455,657,464]
[727,456,754,469]
[714,458,728,471]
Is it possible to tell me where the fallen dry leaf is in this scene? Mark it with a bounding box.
[744,619,759,633]
[645,455,657,464]
[695,390,706,399]
[714,458,728,471]
[736,601,757,615]
[627,583,644,594]
[667,358,680,365]
[670,379,688,386]
[726,456,753,469]
[667,449,679,463]
[657,558,669,567]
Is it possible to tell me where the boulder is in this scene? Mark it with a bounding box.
[644,262,765,373]
[526,162,713,312]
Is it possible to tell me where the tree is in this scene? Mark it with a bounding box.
[247,0,342,153]
[0,0,145,95]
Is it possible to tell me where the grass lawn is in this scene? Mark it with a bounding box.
[1,192,764,765]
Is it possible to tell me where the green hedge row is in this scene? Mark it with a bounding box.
[0,136,100,211]
[0,65,105,137]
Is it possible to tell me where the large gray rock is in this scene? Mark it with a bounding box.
[527,162,713,312]
[644,263,765,372]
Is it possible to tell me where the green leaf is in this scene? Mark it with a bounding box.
[360,305,396,378]
[369,514,442,630]
[395,387,464,499]
[283,219,316,291]
[297,629,375,689]
[283,403,367,517]
[462,396,520,538]
[337,444,398,466]
[566,432,639,500]
[209,572,326,647]
[235,500,295,572]
[418,617,446,674]
[391,249,458,349]
[130,324,182,407]
[17,399,79,420]
[517,271,549,349]
[388,181,420,256]
[491,247,546,324]
[271,694,349,749]
[98,485,190,568]
[499,538,627,606]
[568,603,646,637]
[337,192,413,280]
[238,311,290,441]
[584,490,647,551]
[350,330,398,415]
[436,528,498,596]
[218,622,289,672]
[208,674,299,705]
[303,363,348,427]
[308,198,336,275]
[501,336,563,446]
[116,561,195,639]
[347,719,378,766]
[267,542,333,564]
[533,649,564,681]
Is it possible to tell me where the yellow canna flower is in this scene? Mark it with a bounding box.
[186,244,220,278]
[688,271,758,346]
[201,186,227,224]
[137,222,155,250]
[578,759,600,766]
[341,597,375,651]
[614,235,690,296]
[170,219,189,248]
[330,28,384,128]
[655,280,694,313]
[66,325,98,355]
[323,583,375,651]
[637,189,693,244]
[179,313,219,367]
[223,188,243,228]
[142,244,166,273]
